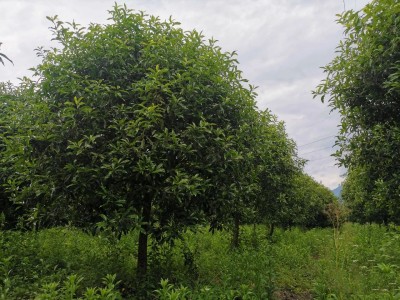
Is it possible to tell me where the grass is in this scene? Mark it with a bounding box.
[0,223,399,299]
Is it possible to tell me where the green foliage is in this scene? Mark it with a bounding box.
[0,227,139,298]
[4,5,243,227]
[258,170,338,233]
[154,279,190,300]
[314,0,400,224]
[35,274,121,300]
[154,278,259,300]
[254,111,303,230]
[293,173,339,228]
[1,224,400,298]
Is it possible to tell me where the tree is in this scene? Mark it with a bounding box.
[2,4,260,277]
[291,173,338,228]
[220,116,260,248]
[314,0,400,224]
[1,78,54,231]
[0,82,23,229]
[254,111,302,236]
[340,166,371,223]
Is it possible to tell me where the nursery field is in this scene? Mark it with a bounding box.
[2,1,400,299]
[1,223,399,299]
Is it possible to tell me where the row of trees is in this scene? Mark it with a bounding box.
[315,0,400,225]
[1,4,337,277]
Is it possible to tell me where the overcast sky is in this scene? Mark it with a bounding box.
[0,0,370,189]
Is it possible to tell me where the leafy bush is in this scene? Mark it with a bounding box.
[1,224,400,298]
[35,274,121,300]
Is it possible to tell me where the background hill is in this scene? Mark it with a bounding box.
[332,185,342,199]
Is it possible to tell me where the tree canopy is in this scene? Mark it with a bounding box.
[314,0,400,224]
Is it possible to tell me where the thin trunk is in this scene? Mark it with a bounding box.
[232,214,240,248]
[251,223,258,248]
[383,217,389,229]
[268,223,275,240]
[137,198,152,279]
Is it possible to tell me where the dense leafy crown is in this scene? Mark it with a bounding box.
[2,5,260,232]
[314,0,400,224]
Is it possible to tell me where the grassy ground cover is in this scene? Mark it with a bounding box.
[0,223,399,299]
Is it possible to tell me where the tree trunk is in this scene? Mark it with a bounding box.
[232,214,240,248]
[268,222,275,240]
[137,198,152,279]
[251,223,258,248]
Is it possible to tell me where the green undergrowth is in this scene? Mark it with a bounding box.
[0,224,399,299]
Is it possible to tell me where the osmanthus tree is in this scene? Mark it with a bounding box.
[0,47,14,227]
[254,110,303,237]
[341,166,373,224]
[221,108,261,248]
[290,173,337,228]
[221,108,304,246]
[1,5,261,276]
[314,0,400,224]
[0,80,52,230]
[0,82,25,228]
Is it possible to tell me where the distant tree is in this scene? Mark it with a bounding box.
[223,108,292,248]
[2,5,261,278]
[0,82,22,228]
[314,0,400,224]
[292,173,338,228]
[340,166,372,224]
[254,111,302,237]
[222,113,260,248]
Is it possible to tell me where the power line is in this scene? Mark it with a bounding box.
[327,164,340,168]
[299,146,333,156]
[306,156,335,162]
[306,164,340,171]
[297,135,335,148]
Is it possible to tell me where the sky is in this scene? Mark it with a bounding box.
[0,0,371,189]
